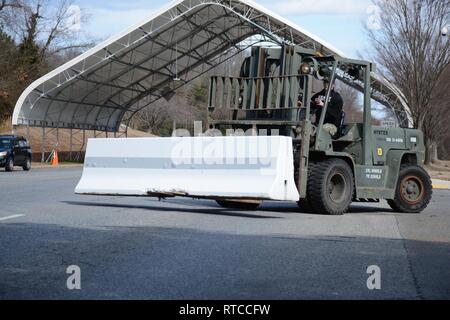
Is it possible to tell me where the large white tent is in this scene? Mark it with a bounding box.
[12,0,413,134]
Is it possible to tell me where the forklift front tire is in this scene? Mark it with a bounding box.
[307,158,354,215]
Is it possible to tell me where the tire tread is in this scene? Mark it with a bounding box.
[388,165,432,214]
[307,158,354,215]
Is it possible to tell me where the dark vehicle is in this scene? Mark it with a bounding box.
[0,135,32,172]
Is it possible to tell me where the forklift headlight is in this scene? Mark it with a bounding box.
[299,63,311,75]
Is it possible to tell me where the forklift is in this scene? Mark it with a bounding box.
[207,45,432,215]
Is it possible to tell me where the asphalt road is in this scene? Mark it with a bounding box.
[0,167,449,300]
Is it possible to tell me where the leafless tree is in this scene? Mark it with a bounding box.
[425,66,450,161]
[0,0,20,11]
[0,0,20,28]
[2,0,94,62]
[0,0,95,121]
[366,0,450,164]
[131,85,200,135]
[133,102,170,135]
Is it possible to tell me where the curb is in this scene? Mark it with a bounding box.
[31,163,83,169]
[432,179,450,190]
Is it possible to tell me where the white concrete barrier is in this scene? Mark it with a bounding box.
[75,136,300,202]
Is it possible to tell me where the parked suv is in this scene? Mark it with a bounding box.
[0,135,32,172]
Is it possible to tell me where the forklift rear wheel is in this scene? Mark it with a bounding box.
[216,200,262,210]
[388,165,432,214]
[307,158,354,215]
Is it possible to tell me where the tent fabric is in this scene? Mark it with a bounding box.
[12,0,413,132]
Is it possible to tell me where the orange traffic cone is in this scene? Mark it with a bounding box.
[51,150,59,167]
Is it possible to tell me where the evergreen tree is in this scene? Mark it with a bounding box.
[0,28,19,120]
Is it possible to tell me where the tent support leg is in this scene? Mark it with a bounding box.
[41,127,45,163]
[69,128,73,161]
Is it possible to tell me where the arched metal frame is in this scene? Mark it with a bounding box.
[12,0,414,134]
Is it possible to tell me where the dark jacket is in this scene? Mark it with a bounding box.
[311,89,344,127]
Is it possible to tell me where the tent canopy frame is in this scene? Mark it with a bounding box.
[12,0,413,134]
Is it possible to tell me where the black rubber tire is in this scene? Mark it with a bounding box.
[5,157,14,172]
[388,165,432,214]
[297,162,316,213]
[216,200,261,210]
[23,157,31,171]
[307,158,354,215]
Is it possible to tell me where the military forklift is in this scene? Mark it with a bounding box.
[206,45,433,215]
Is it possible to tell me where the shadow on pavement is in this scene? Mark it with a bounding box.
[65,198,393,217]
[63,200,282,219]
[259,204,393,215]
[0,222,449,300]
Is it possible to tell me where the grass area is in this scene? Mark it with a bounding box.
[31,162,83,168]
[425,160,450,181]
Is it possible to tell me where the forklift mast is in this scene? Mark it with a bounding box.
[207,44,374,163]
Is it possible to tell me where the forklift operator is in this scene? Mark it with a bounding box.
[311,79,344,136]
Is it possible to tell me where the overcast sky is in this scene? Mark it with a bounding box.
[73,0,375,58]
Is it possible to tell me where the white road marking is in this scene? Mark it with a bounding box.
[0,214,25,222]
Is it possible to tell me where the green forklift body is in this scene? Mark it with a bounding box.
[207,44,426,202]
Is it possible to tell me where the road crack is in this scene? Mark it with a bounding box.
[394,215,423,300]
